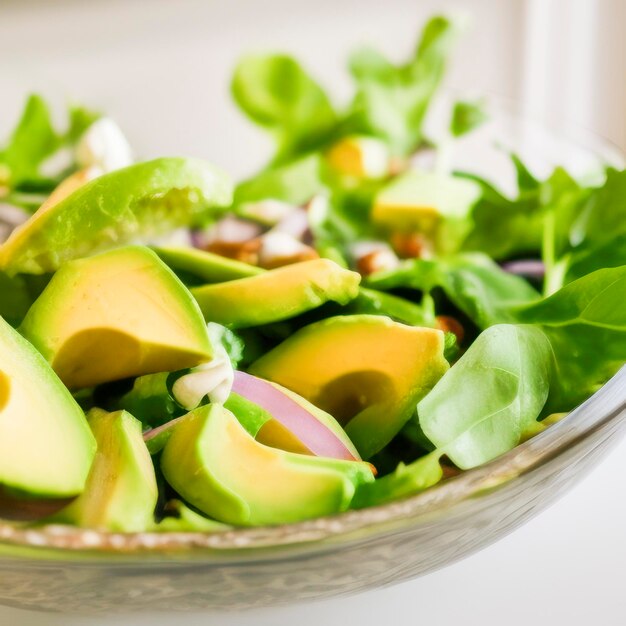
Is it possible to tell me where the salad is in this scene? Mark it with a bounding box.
[0,15,624,532]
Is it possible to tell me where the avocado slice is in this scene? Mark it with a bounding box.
[153,246,263,284]
[250,315,449,459]
[191,258,361,328]
[372,171,481,252]
[0,157,233,275]
[160,404,374,526]
[54,409,158,532]
[20,246,213,389]
[0,316,95,497]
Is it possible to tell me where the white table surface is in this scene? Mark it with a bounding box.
[3,434,625,626]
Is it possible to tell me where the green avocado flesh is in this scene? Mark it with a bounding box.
[19,246,213,389]
[54,409,158,532]
[0,316,95,497]
[153,246,263,284]
[250,315,449,459]
[191,258,361,328]
[0,157,233,275]
[160,405,374,526]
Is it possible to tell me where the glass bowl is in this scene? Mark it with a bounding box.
[0,109,624,614]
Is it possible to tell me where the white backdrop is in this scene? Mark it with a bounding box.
[0,1,625,623]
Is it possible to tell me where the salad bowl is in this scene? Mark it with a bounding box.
[0,367,623,613]
[0,106,624,612]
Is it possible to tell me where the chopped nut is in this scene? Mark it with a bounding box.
[356,248,400,277]
[257,232,319,269]
[390,231,432,259]
[206,238,262,266]
[435,315,465,344]
[240,199,297,225]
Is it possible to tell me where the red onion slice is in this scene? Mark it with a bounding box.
[501,259,545,278]
[232,371,358,461]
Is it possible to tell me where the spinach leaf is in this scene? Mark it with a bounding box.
[450,99,488,138]
[231,55,337,163]
[571,168,626,247]
[418,324,553,469]
[346,16,459,155]
[564,233,626,283]
[367,253,539,328]
[513,266,626,330]
[513,267,626,410]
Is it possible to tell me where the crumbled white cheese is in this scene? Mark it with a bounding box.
[240,199,297,225]
[171,328,234,409]
[76,117,133,173]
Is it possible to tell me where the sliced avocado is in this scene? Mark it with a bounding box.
[372,171,481,252]
[250,315,449,459]
[20,246,213,389]
[0,316,95,497]
[54,409,158,532]
[160,405,374,526]
[0,157,233,275]
[191,259,361,328]
[153,246,263,284]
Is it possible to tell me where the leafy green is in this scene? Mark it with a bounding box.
[0,95,60,188]
[571,168,626,247]
[346,16,459,155]
[0,273,32,327]
[450,99,488,138]
[0,96,102,211]
[418,324,553,469]
[367,253,539,328]
[234,153,326,207]
[513,266,626,330]
[352,451,443,508]
[512,267,626,409]
[231,55,337,163]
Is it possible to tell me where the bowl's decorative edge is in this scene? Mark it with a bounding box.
[0,367,624,558]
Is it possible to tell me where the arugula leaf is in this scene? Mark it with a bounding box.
[0,95,60,187]
[346,16,459,155]
[352,450,443,508]
[418,324,553,469]
[450,99,488,138]
[231,55,337,163]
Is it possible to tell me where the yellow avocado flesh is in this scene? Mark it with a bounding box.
[250,315,449,459]
[372,171,482,232]
[326,136,390,179]
[160,405,374,526]
[0,316,95,497]
[56,409,158,532]
[19,246,213,389]
[191,259,361,328]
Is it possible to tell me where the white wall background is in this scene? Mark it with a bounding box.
[1,0,623,180]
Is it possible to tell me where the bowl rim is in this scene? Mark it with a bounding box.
[0,107,625,559]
